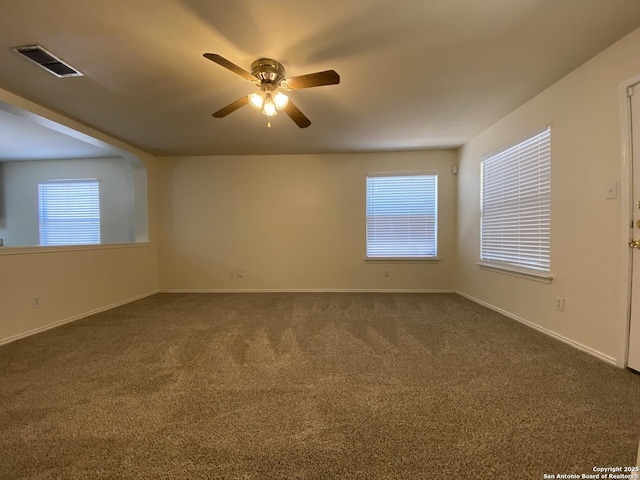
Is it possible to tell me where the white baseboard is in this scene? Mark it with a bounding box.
[456,291,617,366]
[0,290,159,346]
[160,288,457,293]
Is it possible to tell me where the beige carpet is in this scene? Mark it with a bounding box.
[0,293,638,479]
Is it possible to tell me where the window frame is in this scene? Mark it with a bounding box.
[38,178,102,247]
[478,127,552,282]
[365,172,439,261]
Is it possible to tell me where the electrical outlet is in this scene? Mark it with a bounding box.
[555,296,565,312]
[31,296,41,309]
[237,270,244,278]
[384,270,390,278]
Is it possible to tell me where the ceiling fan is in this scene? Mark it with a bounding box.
[203,53,340,128]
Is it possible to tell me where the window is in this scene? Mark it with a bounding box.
[38,180,101,246]
[480,127,551,275]
[366,174,437,259]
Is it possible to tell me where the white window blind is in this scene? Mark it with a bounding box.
[481,127,551,273]
[38,180,101,246]
[366,174,437,258]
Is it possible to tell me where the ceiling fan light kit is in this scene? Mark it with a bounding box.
[204,53,340,128]
[248,82,289,117]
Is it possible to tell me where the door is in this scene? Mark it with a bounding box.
[629,84,640,371]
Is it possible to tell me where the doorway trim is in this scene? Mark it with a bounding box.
[618,72,640,368]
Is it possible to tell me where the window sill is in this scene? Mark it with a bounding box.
[366,257,440,263]
[477,262,553,283]
[0,242,150,256]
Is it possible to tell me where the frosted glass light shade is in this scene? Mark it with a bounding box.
[263,97,277,116]
[248,92,263,109]
[273,91,289,109]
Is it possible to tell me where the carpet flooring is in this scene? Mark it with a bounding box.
[0,293,639,479]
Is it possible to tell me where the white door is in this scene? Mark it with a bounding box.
[629,85,640,371]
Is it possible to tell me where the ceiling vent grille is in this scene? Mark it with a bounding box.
[13,45,83,78]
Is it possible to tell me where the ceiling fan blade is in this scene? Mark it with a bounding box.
[203,53,258,83]
[212,96,249,118]
[282,70,340,90]
[283,101,311,128]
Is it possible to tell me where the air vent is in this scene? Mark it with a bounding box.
[13,45,83,78]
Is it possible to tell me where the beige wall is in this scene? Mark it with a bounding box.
[0,88,159,344]
[158,151,457,291]
[1,157,136,246]
[0,245,158,342]
[457,27,640,363]
[0,163,6,239]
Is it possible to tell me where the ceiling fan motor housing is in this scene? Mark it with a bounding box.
[251,58,285,84]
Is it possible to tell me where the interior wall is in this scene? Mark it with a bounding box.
[158,150,458,291]
[0,162,6,242]
[0,245,158,342]
[0,87,159,344]
[0,157,135,246]
[456,27,640,363]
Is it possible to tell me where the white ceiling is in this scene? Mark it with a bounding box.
[1,0,640,157]
[0,110,113,161]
